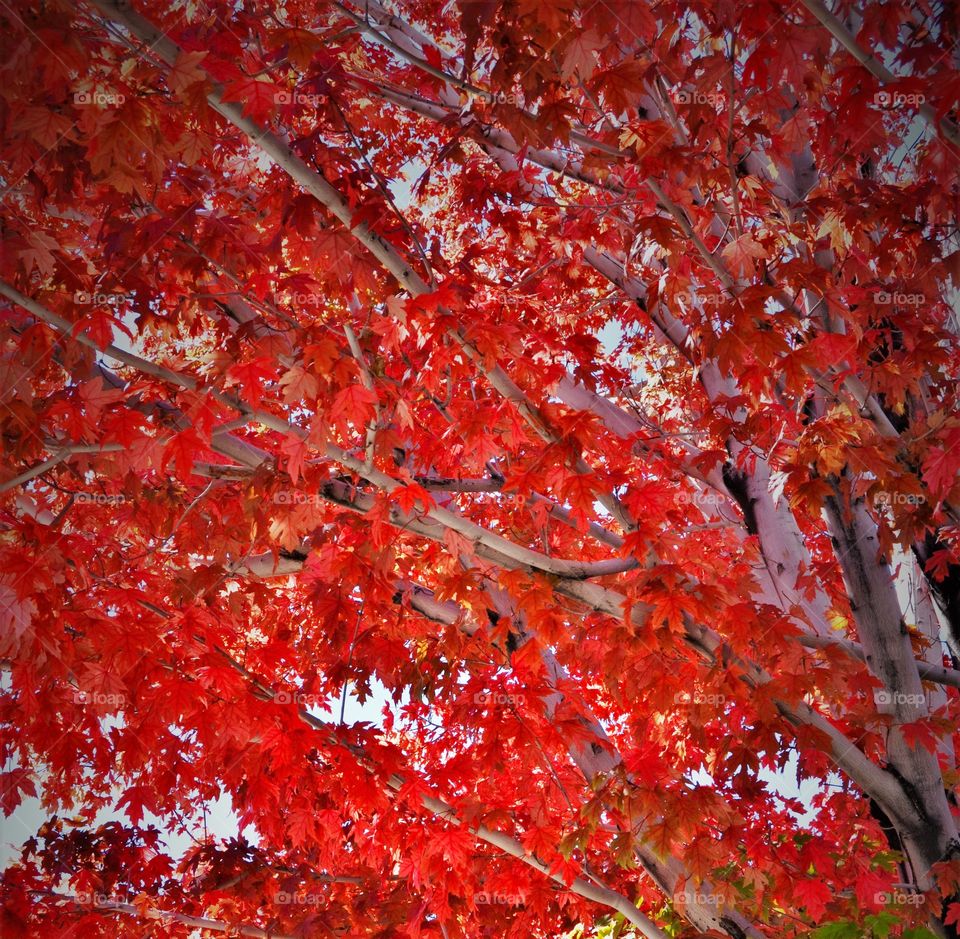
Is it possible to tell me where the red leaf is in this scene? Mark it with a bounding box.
[0,768,36,816]
[392,481,435,515]
[227,357,275,407]
[331,383,378,427]
[922,446,957,501]
[721,234,767,278]
[221,76,284,122]
[168,50,208,97]
[793,878,833,923]
[280,433,309,484]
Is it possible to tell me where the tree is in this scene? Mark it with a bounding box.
[1,0,959,935]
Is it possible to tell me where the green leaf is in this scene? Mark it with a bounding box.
[865,911,896,938]
[811,923,859,939]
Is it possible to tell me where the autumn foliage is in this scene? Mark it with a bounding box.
[2,0,960,936]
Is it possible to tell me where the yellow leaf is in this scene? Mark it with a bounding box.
[828,610,848,631]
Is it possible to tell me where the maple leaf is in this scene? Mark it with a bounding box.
[406,284,457,317]
[168,50,208,97]
[650,589,693,634]
[78,379,124,424]
[13,106,75,148]
[924,548,955,582]
[561,30,602,80]
[899,718,941,754]
[331,382,377,427]
[177,126,211,164]
[794,877,833,923]
[721,234,767,278]
[302,338,341,375]
[811,924,858,939]
[274,28,323,68]
[0,768,36,816]
[163,427,206,480]
[117,784,155,826]
[609,0,656,41]
[221,76,284,122]
[18,230,59,276]
[597,58,649,115]
[286,805,317,848]
[279,433,309,484]
[227,357,275,406]
[0,581,36,657]
[278,364,319,405]
[392,481,435,515]
[853,868,895,911]
[521,823,560,860]
[922,446,957,501]
[428,827,474,868]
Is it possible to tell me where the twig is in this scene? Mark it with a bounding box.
[343,322,379,472]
